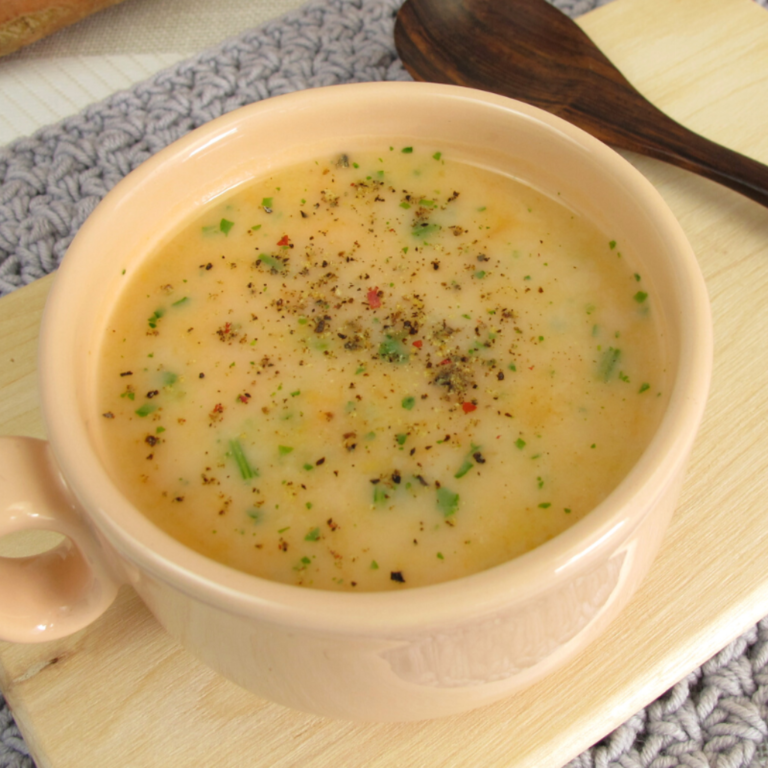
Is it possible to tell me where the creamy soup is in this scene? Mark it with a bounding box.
[95,146,667,591]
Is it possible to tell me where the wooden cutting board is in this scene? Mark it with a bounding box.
[1,0,768,765]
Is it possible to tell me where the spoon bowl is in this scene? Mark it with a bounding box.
[395,0,768,208]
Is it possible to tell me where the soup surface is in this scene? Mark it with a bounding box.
[96,146,667,591]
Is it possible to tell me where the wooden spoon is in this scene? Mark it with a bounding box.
[394,0,768,208]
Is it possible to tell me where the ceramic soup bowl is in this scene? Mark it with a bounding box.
[0,82,711,721]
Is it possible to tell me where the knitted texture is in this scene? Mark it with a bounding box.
[566,620,768,768]
[0,0,410,295]
[0,694,33,768]
[2,1,768,766]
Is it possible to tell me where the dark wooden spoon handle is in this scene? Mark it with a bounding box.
[394,0,768,208]
[552,57,768,209]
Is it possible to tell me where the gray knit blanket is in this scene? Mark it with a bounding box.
[2,0,768,766]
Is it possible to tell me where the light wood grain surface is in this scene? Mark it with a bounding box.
[1,0,768,766]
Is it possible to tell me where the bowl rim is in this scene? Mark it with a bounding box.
[38,81,713,633]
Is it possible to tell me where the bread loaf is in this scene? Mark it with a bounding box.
[0,0,129,57]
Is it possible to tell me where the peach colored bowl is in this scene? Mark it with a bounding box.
[0,82,712,721]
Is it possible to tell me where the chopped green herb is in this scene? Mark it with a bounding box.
[401,396,416,410]
[148,308,164,329]
[278,445,294,455]
[378,336,409,363]
[401,146,414,154]
[634,291,648,303]
[454,444,481,479]
[436,487,459,517]
[219,218,234,235]
[370,560,379,570]
[609,240,617,249]
[303,463,314,471]
[411,222,440,238]
[454,457,474,479]
[515,438,526,450]
[172,296,189,306]
[436,552,444,560]
[432,151,442,161]
[135,403,157,417]
[639,382,651,393]
[229,439,258,480]
[261,197,273,208]
[162,372,177,386]
[258,253,286,272]
[539,502,552,509]
[396,433,408,446]
[304,527,321,542]
[597,347,621,381]
[373,486,388,504]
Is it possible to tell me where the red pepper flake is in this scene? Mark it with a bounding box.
[209,402,225,424]
[440,358,451,366]
[412,340,423,348]
[216,321,239,342]
[461,402,477,414]
[367,287,382,309]
[277,235,291,246]
[237,393,251,404]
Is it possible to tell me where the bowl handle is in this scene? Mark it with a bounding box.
[0,436,121,643]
